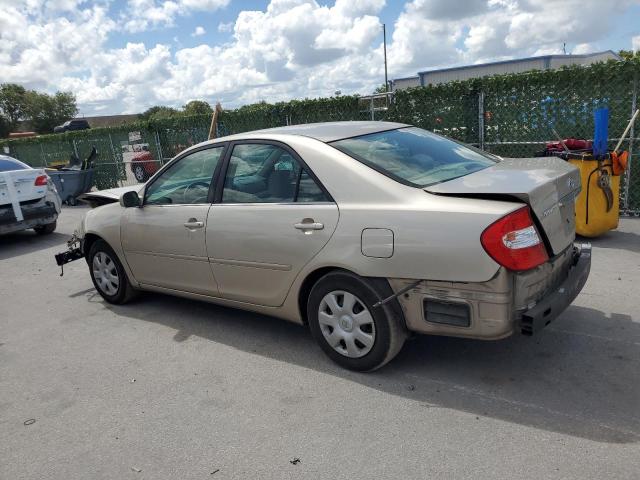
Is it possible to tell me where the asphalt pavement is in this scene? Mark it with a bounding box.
[1,206,639,479]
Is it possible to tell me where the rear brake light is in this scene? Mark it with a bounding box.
[35,175,48,186]
[480,206,548,271]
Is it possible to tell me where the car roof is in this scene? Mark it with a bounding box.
[236,121,409,143]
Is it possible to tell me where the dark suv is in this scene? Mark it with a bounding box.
[53,119,91,133]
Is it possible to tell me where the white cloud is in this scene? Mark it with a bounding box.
[192,25,206,36]
[121,0,230,32]
[572,43,594,55]
[0,2,116,87]
[388,0,635,78]
[218,21,233,32]
[1,0,638,117]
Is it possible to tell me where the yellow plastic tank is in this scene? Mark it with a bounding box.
[568,157,619,237]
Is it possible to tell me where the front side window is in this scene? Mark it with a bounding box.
[145,147,224,205]
[222,143,329,203]
[330,127,496,187]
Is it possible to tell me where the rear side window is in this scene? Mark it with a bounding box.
[0,157,29,172]
[331,127,496,187]
[222,143,330,203]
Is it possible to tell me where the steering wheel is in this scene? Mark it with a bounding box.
[183,181,210,204]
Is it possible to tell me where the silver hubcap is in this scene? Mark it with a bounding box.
[318,290,375,358]
[92,251,120,296]
[134,166,144,180]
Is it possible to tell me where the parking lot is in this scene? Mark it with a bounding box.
[1,206,639,479]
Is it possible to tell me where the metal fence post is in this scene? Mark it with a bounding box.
[40,144,47,167]
[72,138,79,159]
[371,97,375,121]
[623,74,637,213]
[154,130,164,165]
[108,133,116,159]
[478,91,485,150]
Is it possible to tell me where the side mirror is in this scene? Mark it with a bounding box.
[120,191,141,208]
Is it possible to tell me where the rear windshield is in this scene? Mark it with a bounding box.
[0,157,29,172]
[330,127,497,187]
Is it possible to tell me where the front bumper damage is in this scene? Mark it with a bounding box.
[54,232,83,275]
[388,242,591,340]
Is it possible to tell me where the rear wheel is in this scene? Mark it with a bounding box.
[34,221,56,235]
[88,240,137,304]
[307,271,407,371]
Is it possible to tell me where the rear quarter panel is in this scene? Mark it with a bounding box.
[307,196,520,282]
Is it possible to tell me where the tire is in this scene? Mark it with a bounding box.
[133,165,147,183]
[34,221,57,235]
[66,196,77,206]
[307,271,407,372]
[88,240,138,304]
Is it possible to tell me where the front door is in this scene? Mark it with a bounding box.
[206,142,339,307]
[121,145,225,296]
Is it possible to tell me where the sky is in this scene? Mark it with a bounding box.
[1,0,639,116]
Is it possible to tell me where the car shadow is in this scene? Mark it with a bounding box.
[85,291,640,445]
[0,230,68,261]
[578,228,640,254]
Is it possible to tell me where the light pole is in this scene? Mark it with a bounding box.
[383,23,389,92]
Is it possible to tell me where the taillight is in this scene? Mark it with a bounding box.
[35,175,48,186]
[480,206,548,271]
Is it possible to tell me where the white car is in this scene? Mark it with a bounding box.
[0,155,61,235]
[58,122,590,371]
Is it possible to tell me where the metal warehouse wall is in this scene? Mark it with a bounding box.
[421,59,546,85]
[392,77,420,90]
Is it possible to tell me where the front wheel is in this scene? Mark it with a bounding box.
[88,240,138,304]
[133,165,147,183]
[307,271,407,371]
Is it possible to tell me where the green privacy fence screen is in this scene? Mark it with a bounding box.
[1,58,639,213]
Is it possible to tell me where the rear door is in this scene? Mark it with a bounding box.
[121,145,225,295]
[206,141,339,307]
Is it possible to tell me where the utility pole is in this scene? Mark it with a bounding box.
[383,23,389,92]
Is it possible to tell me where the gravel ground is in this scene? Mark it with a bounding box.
[1,206,639,480]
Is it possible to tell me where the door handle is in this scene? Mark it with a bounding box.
[294,220,324,231]
[184,218,204,229]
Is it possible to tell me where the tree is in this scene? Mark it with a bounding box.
[0,114,9,139]
[183,100,212,116]
[373,83,389,94]
[618,49,640,60]
[25,91,78,134]
[139,105,180,120]
[0,83,29,130]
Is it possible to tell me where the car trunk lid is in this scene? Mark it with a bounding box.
[425,157,581,255]
[0,168,47,206]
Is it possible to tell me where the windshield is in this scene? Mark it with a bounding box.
[0,157,29,172]
[330,127,497,187]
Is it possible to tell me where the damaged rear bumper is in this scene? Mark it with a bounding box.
[388,242,591,340]
[0,201,58,235]
[520,243,591,335]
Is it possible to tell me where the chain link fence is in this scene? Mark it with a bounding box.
[1,58,639,214]
[384,59,640,215]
